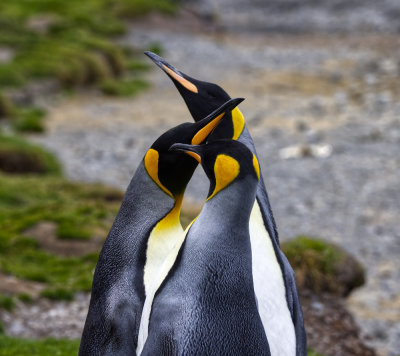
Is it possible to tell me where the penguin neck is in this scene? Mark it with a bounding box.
[143,192,184,296]
[201,177,257,239]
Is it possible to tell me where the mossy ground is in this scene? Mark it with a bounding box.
[282,235,365,296]
[0,336,325,355]
[0,167,123,299]
[0,135,62,175]
[0,0,177,131]
[0,0,176,89]
[0,335,79,356]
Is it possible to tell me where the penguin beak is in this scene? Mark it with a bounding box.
[144,51,198,94]
[169,97,244,162]
[190,97,244,145]
[169,143,203,164]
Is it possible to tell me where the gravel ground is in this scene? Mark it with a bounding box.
[24,18,400,356]
[186,0,400,33]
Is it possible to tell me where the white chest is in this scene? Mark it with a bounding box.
[249,201,296,356]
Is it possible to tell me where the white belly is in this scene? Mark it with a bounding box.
[249,201,296,356]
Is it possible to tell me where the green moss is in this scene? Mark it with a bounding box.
[56,222,92,240]
[147,43,163,56]
[12,107,46,133]
[0,294,14,311]
[100,78,149,96]
[0,66,25,88]
[0,0,176,90]
[0,336,79,356]
[308,349,325,356]
[282,236,365,296]
[0,135,61,175]
[0,172,121,295]
[0,0,177,131]
[17,293,34,303]
[40,288,74,301]
[283,236,345,274]
[113,0,177,17]
[0,94,15,118]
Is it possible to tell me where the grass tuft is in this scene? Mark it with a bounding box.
[0,94,15,118]
[56,223,92,241]
[0,168,121,295]
[282,236,365,296]
[0,294,14,311]
[0,1,176,92]
[0,335,80,356]
[0,0,178,131]
[17,293,34,303]
[308,348,325,356]
[0,135,61,175]
[12,107,46,133]
[40,288,74,301]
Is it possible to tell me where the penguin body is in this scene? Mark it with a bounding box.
[79,162,175,356]
[142,140,270,356]
[79,98,243,356]
[145,52,306,356]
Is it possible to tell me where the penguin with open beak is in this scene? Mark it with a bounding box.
[79,98,244,356]
[141,139,271,356]
[145,51,306,356]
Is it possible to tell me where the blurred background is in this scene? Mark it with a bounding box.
[0,1,399,355]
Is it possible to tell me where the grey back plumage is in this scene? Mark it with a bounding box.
[79,162,174,356]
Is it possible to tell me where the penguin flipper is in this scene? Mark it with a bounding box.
[279,252,307,356]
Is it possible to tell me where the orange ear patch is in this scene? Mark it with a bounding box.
[191,112,225,145]
[162,64,198,93]
[144,149,174,198]
[185,151,202,163]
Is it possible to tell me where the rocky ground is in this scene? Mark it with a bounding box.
[188,0,400,33]
[3,6,399,356]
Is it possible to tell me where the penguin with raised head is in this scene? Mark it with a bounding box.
[141,139,271,356]
[79,98,244,356]
[145,51,306,356]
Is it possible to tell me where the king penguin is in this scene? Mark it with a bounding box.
[141,139,271,356]
[79,97,244,356]
[145,51,306,356]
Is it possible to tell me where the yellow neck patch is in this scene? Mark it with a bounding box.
[143,194,183,295]
[191,112,225,145]
[207,154,240,201]
[185,150,202,163]
[162,64,198,93]
[231,107,245,140]
[154,194,183,231]
[253,154,260,180]
[144,149,173,198]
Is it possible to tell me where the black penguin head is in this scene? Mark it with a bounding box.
[144,98,244,199]
[144,52,237,136]
[170,139,260,200]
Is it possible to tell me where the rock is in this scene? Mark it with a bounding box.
[301,291,376,356]
[0,47,13,63]
[279,144,332,159]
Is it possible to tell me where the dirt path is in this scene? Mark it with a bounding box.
[28,21,400,355]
